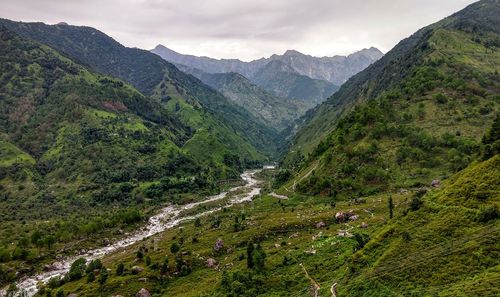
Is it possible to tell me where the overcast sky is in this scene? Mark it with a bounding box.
[0,0,477,61]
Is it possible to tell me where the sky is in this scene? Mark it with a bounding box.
[0,0,478,61]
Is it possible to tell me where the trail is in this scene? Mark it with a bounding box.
[5,170,262,297]
[287,162,318,192]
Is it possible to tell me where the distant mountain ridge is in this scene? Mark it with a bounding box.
[175,64,313,131]
[151,45,381,103]
[151,45,383,86]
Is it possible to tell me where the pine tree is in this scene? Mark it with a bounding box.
[388,195,394,219]
[246,241,254,269]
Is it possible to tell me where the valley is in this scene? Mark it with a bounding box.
[0,0,499,296]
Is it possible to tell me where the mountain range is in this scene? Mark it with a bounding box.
[0,0,499,296]
[152,45,382,103]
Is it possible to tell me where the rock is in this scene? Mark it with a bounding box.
[214,238,224,252]
[360,222,369,228]
[335,211,346,223]
[67,294,78,297]
[289,233,299,239]
[206,258,217,268]
[315,221,326,228]
[274,243,281,248]
[131,266,144,274]
[349,215,360,221]
[338,230,352,237]
[431,179,441,188]
[135,288,151,297]
[138,278,148,282]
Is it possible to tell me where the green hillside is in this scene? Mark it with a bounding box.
[284,1,499,198]
[176,66,313,131]
[0,18,279,159]
[343,155,500,296]
[0,26,265,284]
[288,0,500,156]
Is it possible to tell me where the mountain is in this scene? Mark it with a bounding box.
[284,0,499,198]
[0,25,256,281]
[151,44,383,85]
[151,45,382,102]
[0,20,283,283]
[176,64,313,131]
[0,19,279,158]
[250,60,339,103]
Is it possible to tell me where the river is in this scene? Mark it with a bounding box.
[3,170,261,297]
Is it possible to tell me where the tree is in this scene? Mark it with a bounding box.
[44,235,56,250]
[160,258,169,274]
[98,267,108,285]
[388,195,394,219]
[170,242,180,254]
[116,263,124,276]
[246,242,254,269]
[86,272,95,283]
[194,217,202,227]
[69,258,86,281]
[253,244,266,271]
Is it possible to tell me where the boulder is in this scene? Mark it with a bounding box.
[315,221,326,228]
[131,266,144,274]
[135,288,151,297]
[431,179,441,188]
[206,258,217,268]
[214,238,224,252]
[335,211,346,222]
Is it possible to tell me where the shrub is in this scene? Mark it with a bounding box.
[68,258,86,281]
[434,93,448,104]
[476,205,499,223]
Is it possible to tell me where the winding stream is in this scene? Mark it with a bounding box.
[6,170,262,297]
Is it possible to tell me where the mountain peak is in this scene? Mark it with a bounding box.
[283,49,304,56]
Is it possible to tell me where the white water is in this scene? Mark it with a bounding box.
[3,170,261,297]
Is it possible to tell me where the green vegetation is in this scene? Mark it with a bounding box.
[0,26,265,284]
[286,26,498,198]
[1,0,500,296]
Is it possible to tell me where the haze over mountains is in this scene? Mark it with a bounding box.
[152,45,382,103]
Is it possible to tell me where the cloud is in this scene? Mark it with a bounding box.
[0,0,477,61]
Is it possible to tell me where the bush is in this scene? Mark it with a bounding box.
[68,258,86,281]
[434,93,448,104]
[476,205,499,222]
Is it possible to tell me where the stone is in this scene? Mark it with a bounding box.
[349,215,360,221]
[214,238,224,252]
[335,211,346,222]
[138,278,148,282]
[431,179,441,188]
[360,222,369,228]
[67,294,78,297]
[135,288,151,297]
[315,221,326,228]
[131,266,144,274]
[206,258,217,268]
